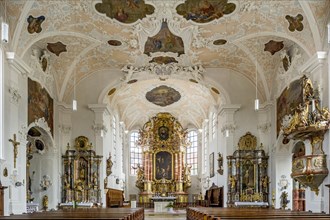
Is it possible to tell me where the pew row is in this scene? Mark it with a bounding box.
[187,207,330,220]
[1,207,144,220]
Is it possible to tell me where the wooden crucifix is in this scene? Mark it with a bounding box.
[9,134,20,168]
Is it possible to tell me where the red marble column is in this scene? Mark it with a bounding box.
[149,152,153,180]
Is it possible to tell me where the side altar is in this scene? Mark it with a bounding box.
[61,136,103,204]
[136,113,191,203]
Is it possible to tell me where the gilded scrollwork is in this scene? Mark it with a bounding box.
[238,132,257,150]
[280,76,329,195]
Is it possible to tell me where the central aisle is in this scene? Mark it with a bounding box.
[145,209,186,220]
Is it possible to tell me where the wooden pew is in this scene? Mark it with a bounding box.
[187,207,330,220]
[1,207,144,220]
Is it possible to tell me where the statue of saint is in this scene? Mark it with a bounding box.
[106,153,113,176]
[229,175,236,189]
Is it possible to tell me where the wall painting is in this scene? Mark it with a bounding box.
[28,78,54,136]
[276,77,304,137]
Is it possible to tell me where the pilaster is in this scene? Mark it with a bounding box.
[218,104,240,207]
[88,103,111,207]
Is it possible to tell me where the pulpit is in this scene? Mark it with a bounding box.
[136,113,191,203]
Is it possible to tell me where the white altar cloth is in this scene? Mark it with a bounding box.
[151,196,176,212]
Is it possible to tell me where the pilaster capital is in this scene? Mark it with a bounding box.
[88,104,111,115]
[218,104,241,116]
[92,123,108,136]
[299,51,327,75]
[56,102,73,114]
[220,123,237,136]
[6,52,31,77]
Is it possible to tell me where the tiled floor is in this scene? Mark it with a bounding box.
[145,209,186,220]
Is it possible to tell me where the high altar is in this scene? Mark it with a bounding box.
[136,113,191,203]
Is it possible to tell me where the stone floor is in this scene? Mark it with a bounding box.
[145,209,186,220]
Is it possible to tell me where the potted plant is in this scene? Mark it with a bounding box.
[165,202,174,212]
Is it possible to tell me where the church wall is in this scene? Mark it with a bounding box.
[69,69,124,205]
[205,68,261,206]
[2,55,28,214]
[70,69,122,146]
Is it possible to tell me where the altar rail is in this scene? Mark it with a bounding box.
[187,207,330,220]
[137,201,197,209]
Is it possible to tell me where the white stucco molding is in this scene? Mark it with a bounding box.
[56,101,73,114]
[299,51,327,75]
[8,86,21,104]
[218,104,241,116]
[219,104,241,136]
[88,104,111,116]
[221,123,237,137]
[257,122,272,134]
[5,52,31,77]
[88,104,111,137]
[58,124,72,135]
[92,124,108,137]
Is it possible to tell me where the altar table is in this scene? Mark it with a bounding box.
[151,196,176,212]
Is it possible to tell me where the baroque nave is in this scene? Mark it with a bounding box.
[0,0,330,219]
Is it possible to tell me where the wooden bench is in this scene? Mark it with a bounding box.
[187,207,330,220]
[1,207,144,220]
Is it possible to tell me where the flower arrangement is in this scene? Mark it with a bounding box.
[165,202,174,208]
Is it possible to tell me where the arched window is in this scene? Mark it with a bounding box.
[112,115,117,168]
[0,47,3,159]
[212,112,217,140]
[204,125,208,173]
[130,131,142,175]
[187,130,198,175]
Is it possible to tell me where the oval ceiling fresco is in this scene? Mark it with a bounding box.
[146,85,181,107]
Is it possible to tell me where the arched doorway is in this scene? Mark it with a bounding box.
[292,141,306,211]
[26,125,58,212]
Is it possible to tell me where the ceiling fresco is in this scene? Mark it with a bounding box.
[3,0,329,128]
[144,21,185,56]
[176,0,236,23]
[95,0,155,24]
[146,85,181,107]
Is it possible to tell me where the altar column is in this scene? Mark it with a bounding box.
[143,151,152,193]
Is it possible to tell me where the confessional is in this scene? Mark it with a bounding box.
[204,183,224,207]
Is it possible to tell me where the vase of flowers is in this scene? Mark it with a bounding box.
[165,202,174,212]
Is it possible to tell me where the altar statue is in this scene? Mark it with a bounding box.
[183,164,192,190]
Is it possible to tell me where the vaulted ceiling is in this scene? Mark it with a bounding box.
[2,0,329,129]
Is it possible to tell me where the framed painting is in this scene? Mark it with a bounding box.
[154,151,173,180]
[210,152,214,178]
